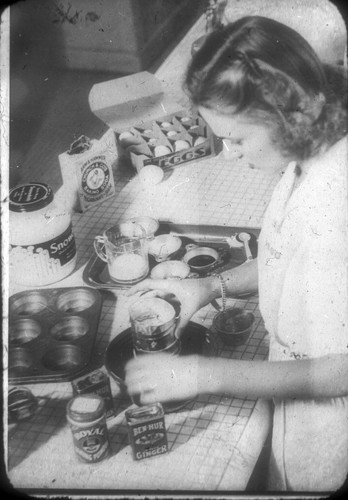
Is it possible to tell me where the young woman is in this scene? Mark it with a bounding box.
[125,16,348,491]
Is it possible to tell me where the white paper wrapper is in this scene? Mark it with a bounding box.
[59,129,117,212]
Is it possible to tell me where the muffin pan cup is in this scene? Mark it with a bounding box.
[83,222,260,290]
[8,287,103,384]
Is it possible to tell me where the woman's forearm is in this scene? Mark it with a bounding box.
[210,258,259,299]
[198,353,348,399]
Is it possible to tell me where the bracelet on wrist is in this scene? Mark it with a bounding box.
[213,273,227,311]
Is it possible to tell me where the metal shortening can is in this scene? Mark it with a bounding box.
[72,369,115,419]
[67,394,110,463]
[125,403,168,461]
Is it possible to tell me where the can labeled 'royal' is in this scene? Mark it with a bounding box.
[67,394,110,463]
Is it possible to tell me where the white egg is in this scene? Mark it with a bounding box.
[119,131,141,147]
[161,121,172,128]
[194,136,206,146]
[167,130,177,137]
[154,145,172,157]
[119,131,135,141]
[174,140,190,151]
[138,165,164,186]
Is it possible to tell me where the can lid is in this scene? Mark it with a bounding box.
[126,402,164,423]
[9,183,54,213]
[67,394,105,422]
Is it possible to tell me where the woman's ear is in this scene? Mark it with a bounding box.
[300,92,326,120]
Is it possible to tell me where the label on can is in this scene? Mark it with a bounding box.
[72,370,115,419]
[67,395,110,463]
[10,223,76,267]
[70,420,109,462]
[126,403,168,461]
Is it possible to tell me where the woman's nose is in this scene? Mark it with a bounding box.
[222,140,243,159]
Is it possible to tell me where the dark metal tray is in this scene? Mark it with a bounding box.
[105,321,217,413]
[9,287,103,384]
[83,222,260,290]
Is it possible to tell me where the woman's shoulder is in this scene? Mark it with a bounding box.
[313,135,347,179]
[296,136,346,228]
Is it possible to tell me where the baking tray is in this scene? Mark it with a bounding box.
[83,222,260,290]
[105,321,217,413]
[8,287,103,384]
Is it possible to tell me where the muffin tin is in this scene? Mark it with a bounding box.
[117,110,220,173]
[8,287,102,384]
[83,222,260,290]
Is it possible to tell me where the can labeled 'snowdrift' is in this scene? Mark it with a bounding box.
[67,394,110,463]
[126,403,168,461]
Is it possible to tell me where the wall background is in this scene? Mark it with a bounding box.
[222,0,346,65]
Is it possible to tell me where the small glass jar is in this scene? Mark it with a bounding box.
[9,182,77,286]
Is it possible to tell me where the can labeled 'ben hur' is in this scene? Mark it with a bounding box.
[126,403,168,461]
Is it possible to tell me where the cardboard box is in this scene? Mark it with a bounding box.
[89,72,221,173]
[59,129,117,212]
[71,369,115,420]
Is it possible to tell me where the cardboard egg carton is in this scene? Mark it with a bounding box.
[89,72,221,173]
[118,110,218,172]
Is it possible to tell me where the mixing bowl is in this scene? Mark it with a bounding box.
[212,307,255,346]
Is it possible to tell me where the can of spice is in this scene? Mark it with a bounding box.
[67,394,110,463]
[71,370,115,419]
[125,403,168,461]
[9,182,77,286]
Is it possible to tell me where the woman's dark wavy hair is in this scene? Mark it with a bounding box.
[184,16,347,161]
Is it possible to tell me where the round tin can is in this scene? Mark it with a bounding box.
[8,387,38,421]
[67,394,110,463]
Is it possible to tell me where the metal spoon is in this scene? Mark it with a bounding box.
[238,232,253,261]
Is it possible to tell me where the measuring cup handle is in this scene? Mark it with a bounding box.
[94,236,108,262]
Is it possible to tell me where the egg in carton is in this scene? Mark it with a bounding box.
[8,287,102,384]
[118,111,220,174]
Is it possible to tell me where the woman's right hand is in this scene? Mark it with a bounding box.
[126,276,218,337]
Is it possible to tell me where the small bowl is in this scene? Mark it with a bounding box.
[212,307,255,346]
[148,234,182,262]
[150,260,190,279]
[121,216,159,239]
[183,246,219,273]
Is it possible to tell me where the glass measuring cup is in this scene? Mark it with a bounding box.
[94,222,149,284]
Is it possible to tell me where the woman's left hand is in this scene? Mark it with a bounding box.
[125,353,199,405]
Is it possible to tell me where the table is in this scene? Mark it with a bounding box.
[6,13,279,494]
